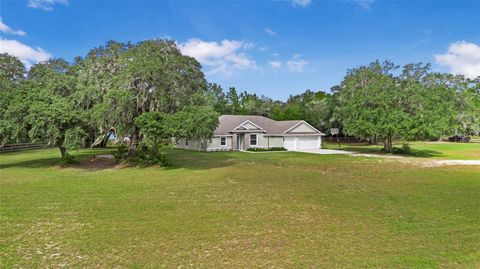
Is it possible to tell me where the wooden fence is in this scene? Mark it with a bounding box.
[323,136,365,143]
[0,143,49,153]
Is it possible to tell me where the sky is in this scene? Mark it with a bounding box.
[1,0,480,100]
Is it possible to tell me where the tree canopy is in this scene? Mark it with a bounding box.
[0,40,220,160]
[335,60,477,151]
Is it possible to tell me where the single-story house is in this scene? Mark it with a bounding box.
[176,115,325,151]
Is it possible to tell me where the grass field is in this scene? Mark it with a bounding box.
[1,145,480,268]
[324,141,480,160]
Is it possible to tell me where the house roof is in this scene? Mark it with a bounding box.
[214,115,324,136]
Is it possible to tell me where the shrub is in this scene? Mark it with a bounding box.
[154,153,170,167]
[113,144,129,163]
[114,143,170,167]
[392,143,412,155]
[246,147,287,152]
[61,152,76,164]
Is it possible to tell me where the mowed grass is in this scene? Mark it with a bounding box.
[1,147,480,268]
[324,141,480,160]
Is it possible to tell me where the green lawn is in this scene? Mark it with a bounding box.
[1,147,479,268]
[324,141,480,160]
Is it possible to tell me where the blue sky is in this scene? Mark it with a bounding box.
[1,0,480,100]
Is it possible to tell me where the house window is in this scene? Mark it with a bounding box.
[220,137,226,146]
[186,140,188,146]
[250,134,257,146]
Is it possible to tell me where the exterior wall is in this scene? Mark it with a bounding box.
[205,136,233,151]
[288,122,318,133]
[176,138,204,151]
[176,137,233,151]
[244,133,283,149]
[242,122,260,130]
[266,137,284,148]
[232,134,238,150]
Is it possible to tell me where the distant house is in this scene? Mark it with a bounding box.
[176,115,325,151]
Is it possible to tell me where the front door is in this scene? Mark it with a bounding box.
[236,134,244,150]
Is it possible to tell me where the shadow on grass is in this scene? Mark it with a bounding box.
[0,148,236,171]
[0,156,61,169]
[401,149,444,158]
[162,149,236,170]
[0,148,113,170]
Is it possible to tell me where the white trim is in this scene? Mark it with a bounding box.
[213,134,233,137]
[283,121,325,135]
[249,133,257,146]
[220,137,227,146]
[232,120,265,131]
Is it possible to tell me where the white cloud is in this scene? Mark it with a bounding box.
[258,46,269,51]
[178,38,257,76]
[268,55,309,72]
[287,54,308,72]
[264,28,276,36]
[435,41,480,79]
[269,60,282,68]
[28,0,68,11]
[291,0,311,7]
[0,39,51,67]
[0,17,26,36]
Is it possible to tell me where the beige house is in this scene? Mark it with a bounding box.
[176,115,325,151]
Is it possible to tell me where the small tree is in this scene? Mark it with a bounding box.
[163,106,220,148]
[134,112,165,155]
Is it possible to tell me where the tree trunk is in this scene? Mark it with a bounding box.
[85,129,96,148]
[59,145,67,158]
[100,131,114,148]
[383,140,389,152]
[128,128,140,157]
[382,133,393,153]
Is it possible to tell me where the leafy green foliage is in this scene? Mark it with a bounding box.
[112,143,129,162]
[0,53,25,87]
[335,60,472,152]
[1,58,85,158]
[246,147,287,152]
[60,152,77,165]
[1,40,221,161]
[134,111,166,156]
[0,54,26,144]
[163,106,220,146]
[78,39,212,156]
[209,84,332,132]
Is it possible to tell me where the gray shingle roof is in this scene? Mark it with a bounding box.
[214,115,317,135]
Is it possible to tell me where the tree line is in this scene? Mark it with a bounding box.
[1,39,479,160]
[208,61,479,152]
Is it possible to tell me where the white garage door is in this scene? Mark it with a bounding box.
[297,136,319,150]
[284,136,320,150]
[283,137,297,150]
